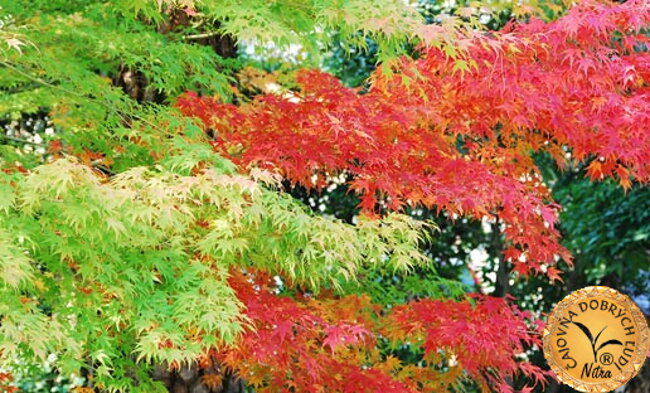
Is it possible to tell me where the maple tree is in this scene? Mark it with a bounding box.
[175,0,650,390]
[177,0,650,279]
[0,0,649,392]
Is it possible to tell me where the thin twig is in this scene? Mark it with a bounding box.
[0,60,113,111]
[0,60,173,137]
[0,134,47,147]
[183,31,222,41]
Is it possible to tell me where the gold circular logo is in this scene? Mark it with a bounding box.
[543,286,650,392]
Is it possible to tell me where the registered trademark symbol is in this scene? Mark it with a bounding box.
[600,352,614,366]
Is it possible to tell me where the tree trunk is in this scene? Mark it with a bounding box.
[492,217,510,298]
[153,363,245,393]
[115,8,238,104]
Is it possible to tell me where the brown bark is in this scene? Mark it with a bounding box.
[153,363,245,393]
[114,8,237,104]
[113,66,166,103]
[492,217,510,298]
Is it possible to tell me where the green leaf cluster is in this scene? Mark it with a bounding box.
[0,153,431,391]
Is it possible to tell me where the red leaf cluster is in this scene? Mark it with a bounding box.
[216,271,547,393]
[218,271,413,393]
[387,295,548,392]
[177,0,650,277]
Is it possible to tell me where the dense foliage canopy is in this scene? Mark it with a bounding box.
[0,0,649,392]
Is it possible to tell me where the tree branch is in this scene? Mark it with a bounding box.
[182,31,222,41]
[0,60,173,137]
[0,134,47,147]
